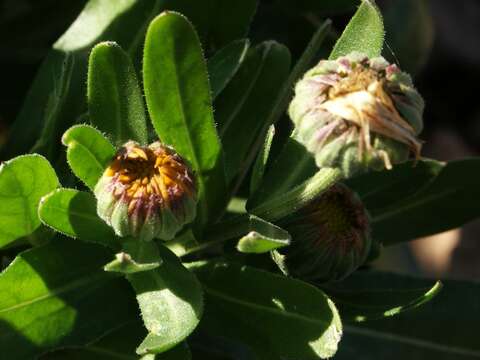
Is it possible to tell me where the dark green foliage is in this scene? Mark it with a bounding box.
[1,1,480,359]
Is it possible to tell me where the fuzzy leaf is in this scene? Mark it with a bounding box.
[191,260,342,359]
[88,41,148,145]
[143,12,226,224]
[334,271,480,360]
[329,0,384,59]
[0,154,59,248]
[41,320,191,360]
[251,136,316,205]
[38,188,118,250]
[366,158,480,245]
[346,159,443,213]
[1,0,164,161]
[248,167,343,221]
[215,41,291,182]
[247,20,332,202]
[324,274,442,322]
[104,240,162,274]
[236,215,290,253]
[128,245,203,355]
[0,238,137,359]
[62,124,115,190]
[208,39,250,99]
[250,125,275,195]
[383,0,434,74]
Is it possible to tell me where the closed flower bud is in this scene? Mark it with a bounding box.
[94,141,197,241]
[289,51,424,178]
[272,183,371,283]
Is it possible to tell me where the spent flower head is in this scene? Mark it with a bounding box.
[94,141,197,241]
[289,51,424,178]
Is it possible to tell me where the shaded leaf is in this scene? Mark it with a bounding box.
[1,0,164,161]
[104,240,162,274]
[41,320,191,360]
[168,0,257,52]
[215,41,291,182]
[248,167,343,221]
[0,237,137,360]
[346,159,443,213]
[38,188,118,250]
[236,215,290,254]
[208,39,250,99]
[62,124,115,190]
[370,158,480,245]
[128,245,203,355]
[249,125,275,195]
[251,136,316,205]
[0,154,59,248]
[323,273,442,322]
[190,260,342,359]
[246,20,332,201]
[334,271,480,360]
[329,0,384,59]
[88,41,148,145]
[383,0,434,74]
[143,12,226,224]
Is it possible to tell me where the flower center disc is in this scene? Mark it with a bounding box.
[105,142,195,214]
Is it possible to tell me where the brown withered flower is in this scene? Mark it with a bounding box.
[289,51,424,178]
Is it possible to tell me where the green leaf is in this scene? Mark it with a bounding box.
[104,253,160,275]
[168,0,257,52]
[104,240,162,274]
[0,237,137,359]
[143,12,226,224]
[249,125,275,195]
[246,20,332,201]
[276,0,357,15]
[28,54,75,159]
[215,41,291,182]
[128,245,203,355]
[190,260,342,359]
[323,274,442,322]
[38,188,118,250]
[333,271,480,360]
[251,136,316,205]
[208,39,250,99]
[346,159,443,213]
[62,124,115,190]
[0,154,59,248]
[329,0,384,59]
[369,158,480,245]
[236,215,290,254]
[88,41,148,145]
[383,0,434,74]
[248,167,343,222]
[1,0,164,161]
[165,230,199,258]
[41,319,191,360]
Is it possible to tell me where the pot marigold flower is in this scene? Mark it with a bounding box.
[272,183,372,283]
[289,51,424,178]
[94,141,197,241]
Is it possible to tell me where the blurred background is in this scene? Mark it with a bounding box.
[1,0,479,280]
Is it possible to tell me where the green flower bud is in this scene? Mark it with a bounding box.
[94,141,197,241]
[289,51,424,178]
[272,183,372,283]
